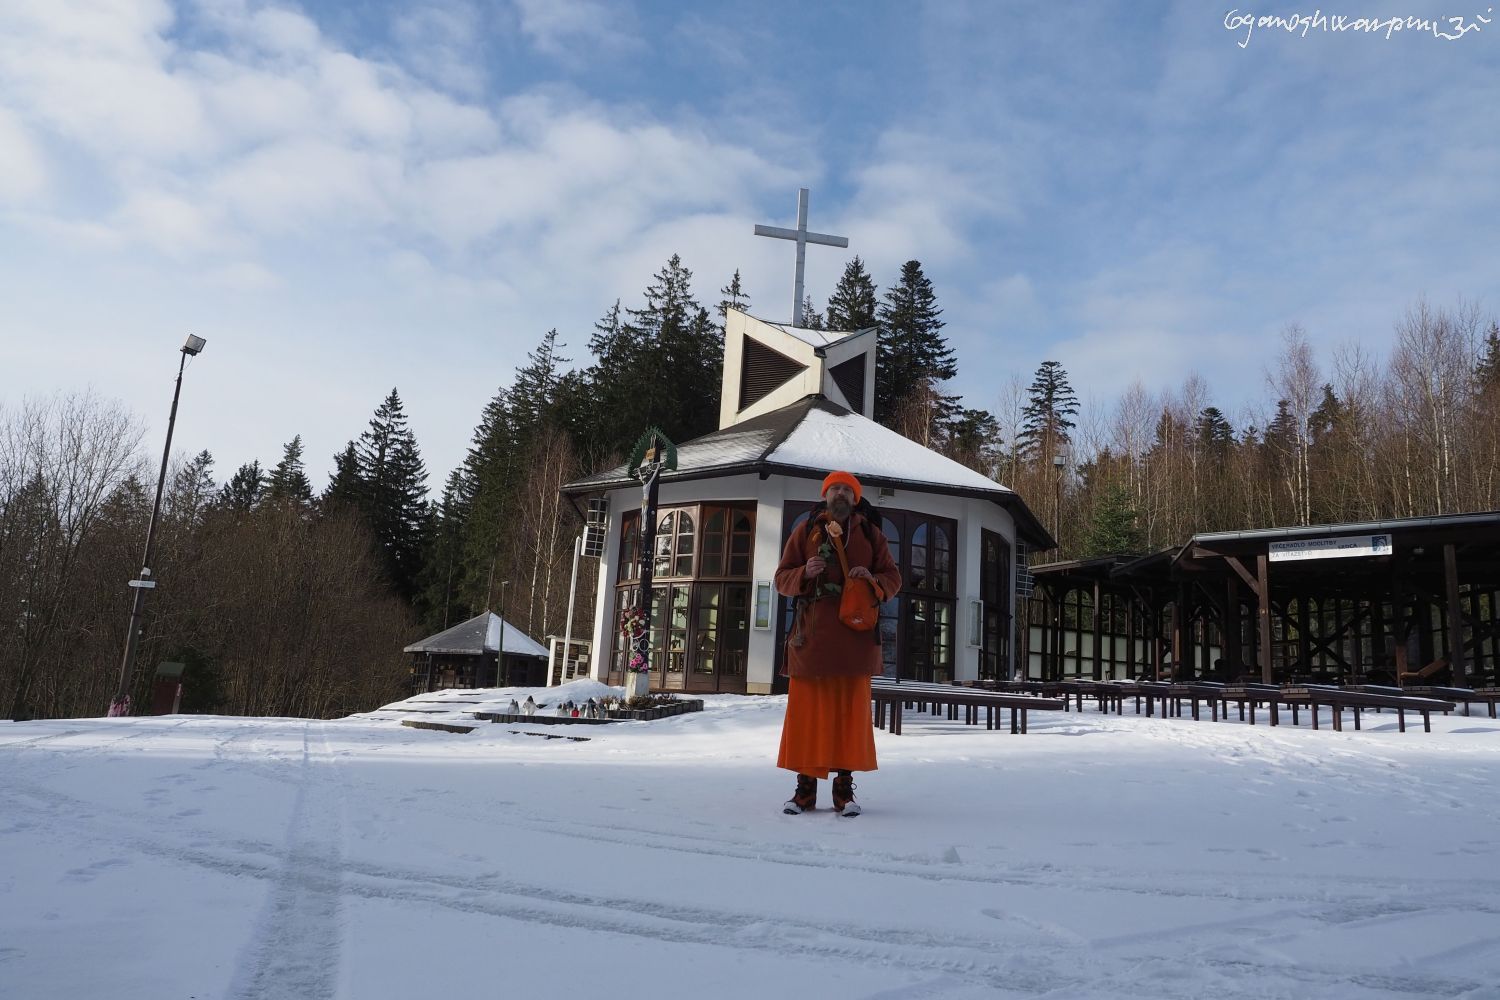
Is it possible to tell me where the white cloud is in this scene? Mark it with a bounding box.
[0,1,212,162]
[842,129,1020,281]
[511,0,640,59]
[113,189,223,254]
[392,1,488,98]
[203,260,279,289]
[0,105,49,202]
[209,139,400,232]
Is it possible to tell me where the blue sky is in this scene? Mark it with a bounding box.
[2,0,1496,488]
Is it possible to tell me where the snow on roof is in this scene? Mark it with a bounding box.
[404,611,548,658]
[768,404,1012,495]
[486,614,550,658]
[564,397,1009,495]
[753,319,875,351]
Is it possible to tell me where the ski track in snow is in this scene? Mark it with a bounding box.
[223,722,347,1000]
[3,709,1499,999]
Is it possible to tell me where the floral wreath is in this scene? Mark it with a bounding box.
[619,605,650,673]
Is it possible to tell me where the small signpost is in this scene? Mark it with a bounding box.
[626,428,677,699]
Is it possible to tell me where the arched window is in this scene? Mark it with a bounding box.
[619,514,640,581]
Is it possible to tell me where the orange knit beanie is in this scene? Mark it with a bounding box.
[821,470,862,504]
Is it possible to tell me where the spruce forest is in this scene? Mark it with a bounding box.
[4,251,1498,720]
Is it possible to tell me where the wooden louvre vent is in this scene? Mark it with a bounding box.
[828,355,866,414]
[739,335,808,411]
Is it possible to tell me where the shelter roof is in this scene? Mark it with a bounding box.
[403,611,549,658]
[1029,555,1140,580]
[1182,510,1500,556]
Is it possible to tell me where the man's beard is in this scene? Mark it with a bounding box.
[829,497,853,521]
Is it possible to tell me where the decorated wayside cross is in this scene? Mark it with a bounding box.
[624,427,677,693]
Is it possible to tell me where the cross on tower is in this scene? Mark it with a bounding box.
[753,187,849,328]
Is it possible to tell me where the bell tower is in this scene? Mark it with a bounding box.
[718,309,877,430]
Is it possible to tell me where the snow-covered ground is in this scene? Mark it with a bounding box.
[3,681,1498,1000]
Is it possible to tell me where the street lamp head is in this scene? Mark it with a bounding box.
[181,335,207,356]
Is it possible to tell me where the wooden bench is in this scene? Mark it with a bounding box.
[1168,682,1229,721]
[1282,685,1456,733]
[1221,684,1290,725]
[870,680,1065,735]
[1403,685,1500,719]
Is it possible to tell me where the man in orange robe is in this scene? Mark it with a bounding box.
[775,471,901,816]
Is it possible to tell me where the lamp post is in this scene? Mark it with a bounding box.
[495,580,510,687]
[110,335,206,716]
[1052,452,1066,544]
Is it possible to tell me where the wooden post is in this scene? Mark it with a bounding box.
[1151,588,1163,679]
[1056,587,1068,680]
[1445,543,1467,683]
[1296,593,1311,682]
[1126,592,1137,680]
[1092,580,1103,681]
[1257,553,1273,684]
[1225,576,1242,681]
[1172,583,1188,680]
[1199,584,1212,680]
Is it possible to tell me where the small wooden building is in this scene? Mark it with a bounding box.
[404,611,550,692]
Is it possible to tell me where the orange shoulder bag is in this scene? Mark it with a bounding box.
[828,526,883,631]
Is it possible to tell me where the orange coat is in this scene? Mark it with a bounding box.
[775,509,902,679]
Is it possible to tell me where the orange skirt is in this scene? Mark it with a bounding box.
[777,674,878,778]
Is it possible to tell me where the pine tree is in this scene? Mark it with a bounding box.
[1081,483,1144,557]
[801,296,824,330]
[266,435,314,509]
[587,300,625,359]
[825,256,878,332]
[355,389,429,599]
[167,450,216,524]
[1196,407,1234,454]
[1476,322,1500,392]
[624,254,721,446]
[1308,384,1344,448]
[510,329,570,432]
[219,461,264,513]
[457,389,520,613]
[942,407,1004,479]
[321,442,362,515]
[875,260,956,428]
[415,471,469,632]
[1017,361,1080,461]
[716,269,751,322]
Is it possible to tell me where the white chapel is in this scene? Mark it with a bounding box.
[562,308,1054,694]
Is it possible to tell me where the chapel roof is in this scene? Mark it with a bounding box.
[562,395,1056,549]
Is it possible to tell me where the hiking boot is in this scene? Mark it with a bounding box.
[832,771,861,817]
[783,774,817,814]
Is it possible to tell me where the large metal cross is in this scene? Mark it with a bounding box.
[753,187,848,328]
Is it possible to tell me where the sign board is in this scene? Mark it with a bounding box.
[1268,534,1392,563]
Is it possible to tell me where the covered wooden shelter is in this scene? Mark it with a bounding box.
[1026,511,1500,687]
[403,611,550,692]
